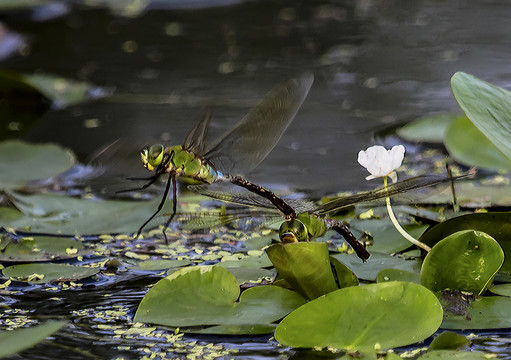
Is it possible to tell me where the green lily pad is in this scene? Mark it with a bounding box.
[217,252,273,268]
[428,332,470,352]
[4,192,172,235]
[330,256,359,288]
[488,283,511,297]
[275,281,443,350]
[352,219,428,254]
[396,113,459,143]
[0,321,67,358]
[421,230,504,294]
[419,213,511,282]
[444,116,511,171]
[266,242,338,300]
[441,295,511,330]
[224,267,274,285]
[131,259,192,271]
[134,265,306,330]
[376,268,420,284]
[0,69,110,109]
[451,72,511,162]
[0,141,75,190]
[331,252,421,281]
[2,263,99,284]
[0,236,91,263]
[420,350,488,359]
[192,324,277,335]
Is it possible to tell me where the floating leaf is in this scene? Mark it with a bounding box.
[0,321,67,358]
[131,259,192,271]
[428,332,470,352]
[2,263,99,284]
[441,295,511,330]
[488,283,511,297]
[192,324,276,335]
[444,116,511,171]
[330,256,358,288]
[4,192,172,235]
[0,236,91,263]
[420,350,488,359]
[397,113,459,143]
[0,69,110,109]
[451,72,511,162]
[0,141,75,190]
[224,267,274,285]
[419,213,511,282]
[376,268,420,284]
[331,252,420,281]
[421,230,504,294]
[134,266,306,331]
[275,282,442,350]
[266,242,338,300]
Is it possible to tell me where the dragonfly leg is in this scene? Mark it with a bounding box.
[135,172,174,238]
[226,175,296,218]
[162,174,178,244]
[328,219,370,262]
[116,172,163,194]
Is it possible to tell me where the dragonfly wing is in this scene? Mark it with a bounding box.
[315,174,462,215]
[183,110,211,154]
[189,182,315,213]
[203,72,314,175]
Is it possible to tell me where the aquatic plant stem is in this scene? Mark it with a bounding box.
[384,176,431,252]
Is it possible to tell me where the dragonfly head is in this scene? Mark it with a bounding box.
[141,144,164,171]
[279,218,308,243]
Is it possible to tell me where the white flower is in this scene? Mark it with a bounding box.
[358,145,405,181]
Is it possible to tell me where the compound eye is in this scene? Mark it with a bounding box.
[279,218,308,244]
[147,144,164,167]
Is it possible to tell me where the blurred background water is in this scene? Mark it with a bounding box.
[2,0,511,196]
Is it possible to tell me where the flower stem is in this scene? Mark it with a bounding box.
[384,177,431,252]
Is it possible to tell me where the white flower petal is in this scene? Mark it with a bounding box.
[357,145,406,180]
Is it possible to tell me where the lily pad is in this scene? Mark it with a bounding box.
[331,252,421,281]
[451,72,511,162]
[419,213,511,282]
[441,295,511,330]
[330,256,359,288]
[4,192,172,235]
[224,267,274,285]
[266,242,338,300]
[488,283,511,297]
[420,350,488,359]
[444,116,511,171]
[0,321,67,358]
[376,268,420,284]
[421,230,504,294]
[0,141,75,190]
[192,323,277,335]
[275,281,443,350]
[0,69,110,109]
[131,259,192,271]
[428,332,470,352]
[0,236,91,263]
[2,263,99,284]
[397,113,459,143]
[134,265,306,330]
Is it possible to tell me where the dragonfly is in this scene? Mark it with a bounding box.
[190,173,466,261]
[122,73,314,240]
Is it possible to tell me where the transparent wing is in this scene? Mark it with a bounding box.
[203,72,314,175]
[315,174,463,216]
[183,110,211,155]
[189,182,316,214]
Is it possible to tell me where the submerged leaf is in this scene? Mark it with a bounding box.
[397,113,459,143]
[275,281,442,350]
[428,331,470,352]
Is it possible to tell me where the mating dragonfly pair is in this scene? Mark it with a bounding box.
[124,73,457,261]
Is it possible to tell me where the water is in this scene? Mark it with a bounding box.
[2,0,511,358]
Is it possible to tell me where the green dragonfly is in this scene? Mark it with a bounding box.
[122,73,314,239]
[190,173,465,261]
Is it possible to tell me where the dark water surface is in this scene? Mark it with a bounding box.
[2,0,511,359]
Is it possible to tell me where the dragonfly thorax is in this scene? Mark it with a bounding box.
[140,144,217,183]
